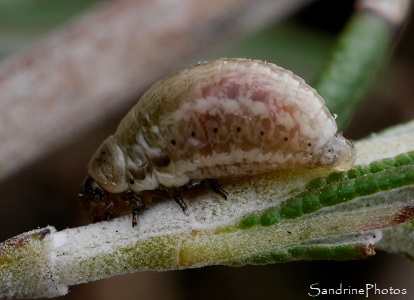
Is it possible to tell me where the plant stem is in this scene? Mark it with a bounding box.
[312,0,410,130]
[1,119,414,298]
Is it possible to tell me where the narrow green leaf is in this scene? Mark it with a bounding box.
[313,13,392,130]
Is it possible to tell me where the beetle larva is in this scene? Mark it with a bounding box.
[82,58,356,226]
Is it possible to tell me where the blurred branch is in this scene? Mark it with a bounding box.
[312,0,411,130]
[0,0,312,181]
[378,220,414,260]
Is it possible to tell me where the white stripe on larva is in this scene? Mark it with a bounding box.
[88,58,356,193]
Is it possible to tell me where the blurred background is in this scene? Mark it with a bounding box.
[0,0,413,299]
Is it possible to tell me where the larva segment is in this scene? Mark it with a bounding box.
[112,58,354,189]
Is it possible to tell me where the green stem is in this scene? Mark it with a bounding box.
[2,119,414,298]
[313,12,393,130]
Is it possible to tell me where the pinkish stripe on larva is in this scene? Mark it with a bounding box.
[88,58,356,194]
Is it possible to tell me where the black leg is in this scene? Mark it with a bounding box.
[132,206,143,227]
[208,180,228,200]
[182,179,202,190]
[173,190,189,216]
[124,191,144,227]
[151,188,189,217]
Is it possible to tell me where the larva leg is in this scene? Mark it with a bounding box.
[182,179,228,200]
[182,179,203,190]
[206,180,228,200]
[132,207,143,227]
[151,188,189,216]
[123,191,144,227]
[172,190,189,216]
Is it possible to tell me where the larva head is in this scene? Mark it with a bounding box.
[317,134,356,171]
[88,136,128,193]
[87,135,159,194]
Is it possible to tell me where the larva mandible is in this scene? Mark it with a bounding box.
[81,58,356,226]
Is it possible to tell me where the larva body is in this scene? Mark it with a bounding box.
[84,58,356,225]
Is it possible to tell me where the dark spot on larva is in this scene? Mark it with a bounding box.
[260,131,264,136]
[153,153,171,167]
[213,128,218,133]
[191,131,196,137]
[284,137,288,142]
[236,127,241,132]
[171,140,176,145]
[308,143,312,147]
